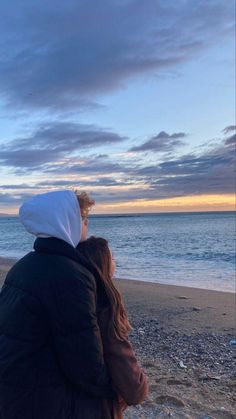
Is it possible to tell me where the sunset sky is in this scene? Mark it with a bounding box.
[0,0,235,214]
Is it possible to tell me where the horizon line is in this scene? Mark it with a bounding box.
[0,209,235,217]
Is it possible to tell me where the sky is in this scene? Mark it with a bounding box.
[0,0,235,214]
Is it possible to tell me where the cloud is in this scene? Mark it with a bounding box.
[0,149,58,168]
[133,131,235,196]
[0,192,32,206]
[0,126,234,208]
[225,133,236,146]
[222,125,236,134]
[0,0,234,112]
[0,177,131,192]
[129,131,186,152]
[0,122,126,168]
[0,193,18,204]
[37,177,131,187]
[31,130,236,199]
[0,184,36,190]
[44,154,129,176]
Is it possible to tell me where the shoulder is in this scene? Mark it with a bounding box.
[5,251,97,303]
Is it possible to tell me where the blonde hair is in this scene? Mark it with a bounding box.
[74,190,95,217]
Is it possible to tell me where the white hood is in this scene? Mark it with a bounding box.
[19,190,82,248]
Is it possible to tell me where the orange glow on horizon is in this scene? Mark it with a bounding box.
[1,194,235,216]
[93,194,235,214]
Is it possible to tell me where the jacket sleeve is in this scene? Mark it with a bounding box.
[48,269,114,398]
[98,306,149,406]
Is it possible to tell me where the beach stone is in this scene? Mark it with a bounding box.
[142,400,157,408]
[179,361,187,369]
[119,294,235,418]
[149,384,159,392]
[209,409,236,419]
[159,406,174,417]
[155,395,185,408]
[155,377,169,384]
[198,374,221,381]
[143,361,155,368]
[176,296,189,300]
[167,379,192,387]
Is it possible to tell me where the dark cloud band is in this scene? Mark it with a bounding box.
[0,1,234,112]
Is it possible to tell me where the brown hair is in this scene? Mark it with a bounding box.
[77,236,132,341]
[74,190,95,217]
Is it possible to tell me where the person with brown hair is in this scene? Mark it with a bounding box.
[77,236,149,419]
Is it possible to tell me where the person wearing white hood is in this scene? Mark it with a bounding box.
[0,190,114,419]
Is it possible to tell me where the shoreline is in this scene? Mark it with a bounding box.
[118,276,235,294]
[0,256,234,294]
[0,257,235,418]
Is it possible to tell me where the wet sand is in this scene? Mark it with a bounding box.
[1,258,235,418]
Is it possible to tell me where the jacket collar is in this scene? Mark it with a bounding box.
[34,237,101,282]
[34,237,109,306]
[34,237,81,264]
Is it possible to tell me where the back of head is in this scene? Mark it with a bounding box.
[19,190,82,248]
[77,236,132,340]
[74,190,95,218]
[77,236,110,275]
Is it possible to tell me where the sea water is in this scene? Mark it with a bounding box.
[0,212,235,292]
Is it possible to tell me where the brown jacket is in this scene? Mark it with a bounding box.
[98,307,149,419]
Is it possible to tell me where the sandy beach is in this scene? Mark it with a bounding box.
[0,258,235,419]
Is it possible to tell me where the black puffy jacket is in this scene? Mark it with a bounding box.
[0,237,114,419]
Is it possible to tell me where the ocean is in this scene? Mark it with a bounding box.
[0,212,235,292]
